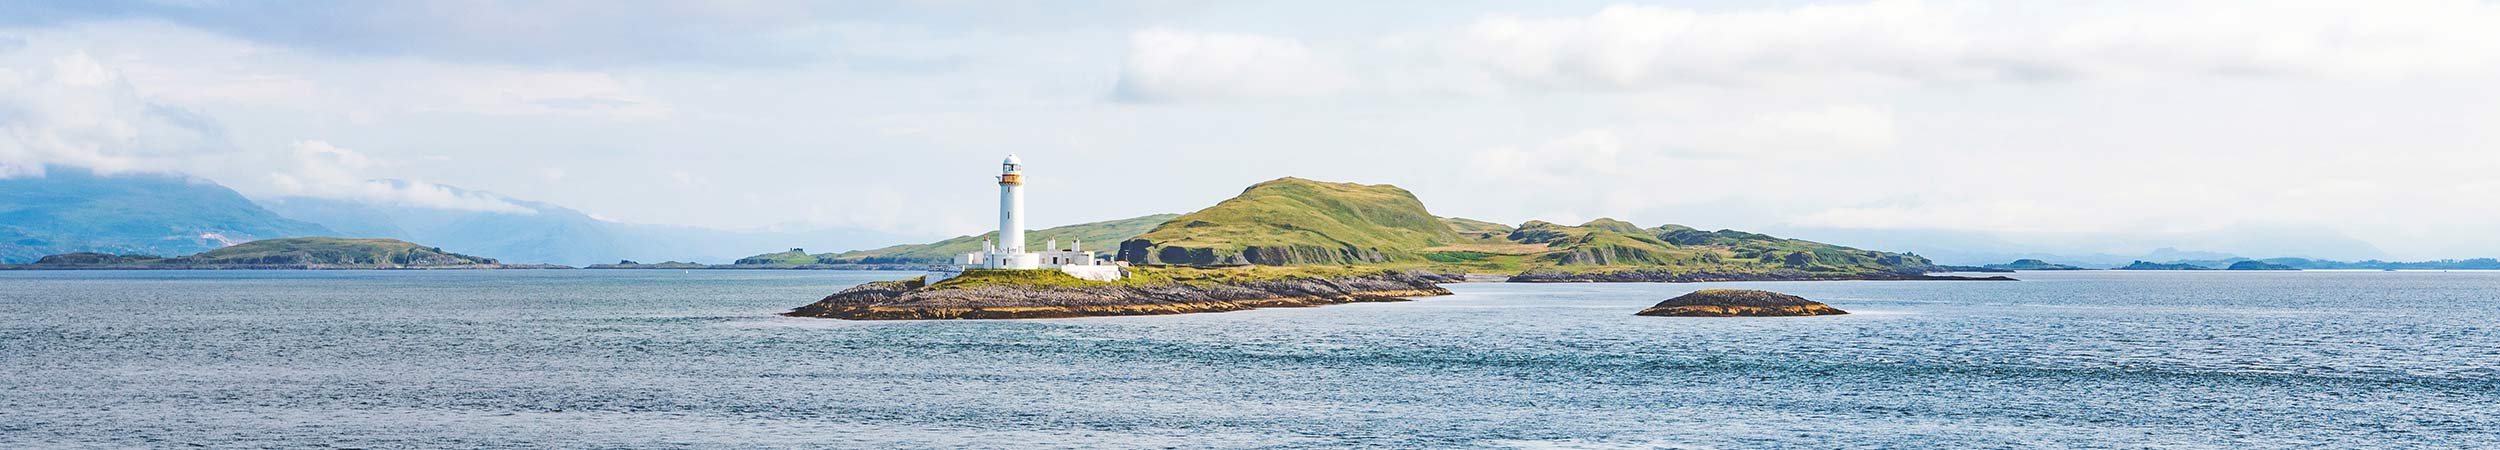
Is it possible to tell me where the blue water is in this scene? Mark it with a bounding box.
[2,270,2495,449]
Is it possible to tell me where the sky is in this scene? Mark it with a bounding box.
[3,0,2498,260]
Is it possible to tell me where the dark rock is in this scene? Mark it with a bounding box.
[1635,289,1848,317]
[784,270,1458,320]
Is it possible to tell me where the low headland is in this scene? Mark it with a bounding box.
[1985,259,2089,271]
[3,237,564,270]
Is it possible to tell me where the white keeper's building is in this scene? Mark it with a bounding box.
[926,155,1125,283]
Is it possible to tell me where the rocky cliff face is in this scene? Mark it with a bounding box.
[785,271,1458,320]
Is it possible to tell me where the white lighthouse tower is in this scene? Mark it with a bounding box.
[929,154,1125,283]
[992,155,1040,269]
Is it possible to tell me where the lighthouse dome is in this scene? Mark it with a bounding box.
[1003,154,1022,165]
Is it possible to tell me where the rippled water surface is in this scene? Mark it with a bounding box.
[3,270,2496,449]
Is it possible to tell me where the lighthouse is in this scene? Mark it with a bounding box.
[932,155,1124,282]
[993,155,1039,269]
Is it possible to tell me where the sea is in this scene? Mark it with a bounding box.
[2,270,2494,449]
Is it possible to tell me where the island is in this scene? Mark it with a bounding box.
[2225,260,2298,271]
[1984,259,2089,271]
[1635,289,1849,317]
[2116,260,2213,270]
[758,176,1995,282]
[2,237,564,270]
[781,156,2015,320]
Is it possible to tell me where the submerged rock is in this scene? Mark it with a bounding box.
[1635,289,1848,317]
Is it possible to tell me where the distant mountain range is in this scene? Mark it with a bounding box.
[0,169,929,265]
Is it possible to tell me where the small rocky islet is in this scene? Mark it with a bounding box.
[1634,289,1850,317]
[784,269,1457,320]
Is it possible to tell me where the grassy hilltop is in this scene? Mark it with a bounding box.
[1119,178,1458,265]
[1108,177,1935,277]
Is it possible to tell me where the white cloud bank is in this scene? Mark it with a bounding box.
[268,140,535,214]
[1119,0,2500,99]
[0,52,222,178]
[1113,28,1354,102]
[1,45,531,213]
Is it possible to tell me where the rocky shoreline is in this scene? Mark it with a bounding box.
[1507,268,2017,283]
[785,271,1458,320]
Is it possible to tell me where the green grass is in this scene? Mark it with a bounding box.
[1124,178,1459,265]
[1441,217,1513,238]
[1421,251,1497,263]
[927,269,1111,290]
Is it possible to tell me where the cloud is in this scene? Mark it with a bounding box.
[1458,1,1993,89]
[0,45,530,213]
[1112,28,1355,102]
[1470,129,1631,185]
[418,69,671,118]
[3,1,850,67]
[1468,105,1896,178]
[1119,0,2500,101]
[0,51,228,178]
[266,140,536,214]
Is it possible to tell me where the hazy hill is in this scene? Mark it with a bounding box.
[2117,260,2212,270]
[1985,259,2088,270]
[802,213,1181,265]
[2164,256,2500,270]
[1118,178,1460,265]
[21,237,501,268]
[0,169,335,263]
